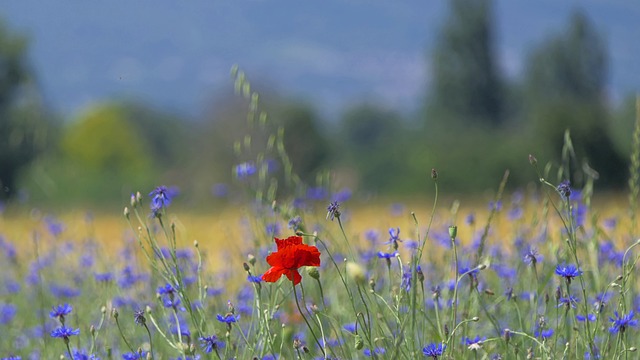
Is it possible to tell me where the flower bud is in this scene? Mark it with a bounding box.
[243,262,251,272]
[431,168,438,180]
[248,254,256,265]
[346,262,366,285]
[448,225,457,239]
[111,308,119,319]
[528,154,537,165]
[355,334,364,350]
[124,207,130,219]
[307,266,320,280]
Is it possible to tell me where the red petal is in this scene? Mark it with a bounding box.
[285,269,302,285]
[275,236,303,250]
[294,245,321,268]
[261,266,287,283]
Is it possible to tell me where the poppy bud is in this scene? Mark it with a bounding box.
[248,254,256,265]
[243,262,251,272]
[449,225,457,239]
[307,267,320,280]
[355,334,364,350]
[112,308,119,319]
[124,207,130,219]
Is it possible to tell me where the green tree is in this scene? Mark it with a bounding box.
[525,11,625,187]
[339,103,407,192]
[0,20,49,200]
[278,103,330,184]
[427,0,504,128]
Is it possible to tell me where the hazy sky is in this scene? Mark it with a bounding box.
[1,1,638,121]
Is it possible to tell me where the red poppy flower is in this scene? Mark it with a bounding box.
[261,236,321,285]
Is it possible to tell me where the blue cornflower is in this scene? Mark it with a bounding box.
[288,216,302,231]
[50,304,72,321]
[557,180,571,198]
[523,248,541,266]
[558,295,580,309]
[0,303,17,325]
[235,162,256,180]
[50,326,80,341]
[200,335,224,353]
[422,342,446,358]
[332,188,352,202]
[463,335,486,347]
[1,356,22,360]
[157,283,177,296]
[306,187,327,201]
[363,347,385,357]
[134,309,146,326]
[326,201,341,221]
[265,222,281,236]
[247,275,262,283]
[149,186,178,214]
[555,264,582,284]
[72,349,100,360]
[343,323,357,333]
[609,310,638,334]
[94,272,113,283]
[377,251,397,259]
[162,297,182,309]
[576,314,597,322]
[465,213,475,226]
[401,272,412,292]
[385,227,402,250]
[534,328,554,339]
[216,313,238,324]
[365,230,379,243]
[44,216,65,237]
[122,351,148,360]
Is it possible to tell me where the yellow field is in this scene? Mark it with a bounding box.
[0,193,635,273]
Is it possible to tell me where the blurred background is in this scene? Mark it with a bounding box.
[0,1,639,211]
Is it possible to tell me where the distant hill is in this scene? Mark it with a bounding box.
[0,0,638,120]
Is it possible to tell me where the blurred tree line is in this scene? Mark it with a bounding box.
[0,1,637,208]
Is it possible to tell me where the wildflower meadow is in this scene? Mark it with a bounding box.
[2,73,640,360]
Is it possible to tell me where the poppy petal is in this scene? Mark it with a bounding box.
[294,245,321,268]
[275,236,303,250]
[285,269,302,285]
[261,266,287,283]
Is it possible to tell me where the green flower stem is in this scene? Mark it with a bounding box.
[293,283,325,358]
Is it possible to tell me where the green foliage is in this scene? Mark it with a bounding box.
[278,103,330,184]
[61,104,152,177]
[338,103,408,192]
[428,0,504,127]
[524,11,625,187]
[0,20,51,200]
